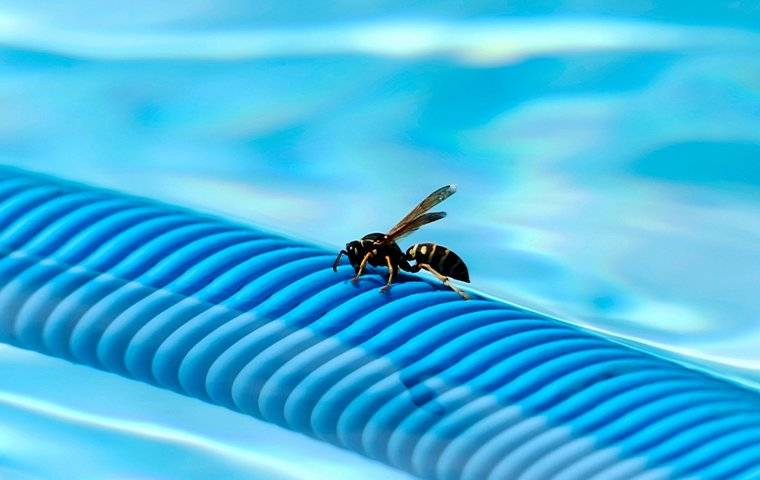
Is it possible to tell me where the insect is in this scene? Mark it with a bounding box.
[332,184,470,299]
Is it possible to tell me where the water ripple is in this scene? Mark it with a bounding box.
[0,16,758,63]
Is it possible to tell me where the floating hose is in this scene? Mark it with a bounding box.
[0,167,758,480]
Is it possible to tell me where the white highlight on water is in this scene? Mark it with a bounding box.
[0,15,757,64]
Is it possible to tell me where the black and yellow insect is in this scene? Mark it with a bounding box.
[332,184,470,299]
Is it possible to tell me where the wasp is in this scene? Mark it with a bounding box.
[332,184,470,299]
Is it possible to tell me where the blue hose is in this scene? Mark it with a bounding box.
[0,167,758,480]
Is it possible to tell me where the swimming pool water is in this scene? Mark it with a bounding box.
[0,1,758,478]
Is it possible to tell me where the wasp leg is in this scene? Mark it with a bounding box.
[380,256,395,293]
[352,251,373,282]
[417,263,469,300]
[398,258,414,272]
[332,250,348,272]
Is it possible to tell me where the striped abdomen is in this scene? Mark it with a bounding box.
[405,243,470,282]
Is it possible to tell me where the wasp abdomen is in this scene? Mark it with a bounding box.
[406,243,470,282]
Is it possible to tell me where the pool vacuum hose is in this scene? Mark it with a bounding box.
[0,167,758,480]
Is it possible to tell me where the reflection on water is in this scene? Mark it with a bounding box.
[0,0,759,477]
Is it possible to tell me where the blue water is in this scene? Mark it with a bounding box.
[0,1,759,478]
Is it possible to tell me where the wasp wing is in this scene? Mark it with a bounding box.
[387,184,456,239]
[388,212,446,241]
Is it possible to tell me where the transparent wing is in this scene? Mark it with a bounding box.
[388,211,446,241]
[387,185,456,239]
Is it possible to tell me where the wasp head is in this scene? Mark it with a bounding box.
[344,240,364,269]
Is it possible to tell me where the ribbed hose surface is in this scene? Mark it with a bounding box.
[0,167,758,480]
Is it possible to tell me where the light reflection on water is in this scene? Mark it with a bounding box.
[0,1,759,477]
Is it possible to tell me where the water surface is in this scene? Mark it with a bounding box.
[0,1,759,478]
